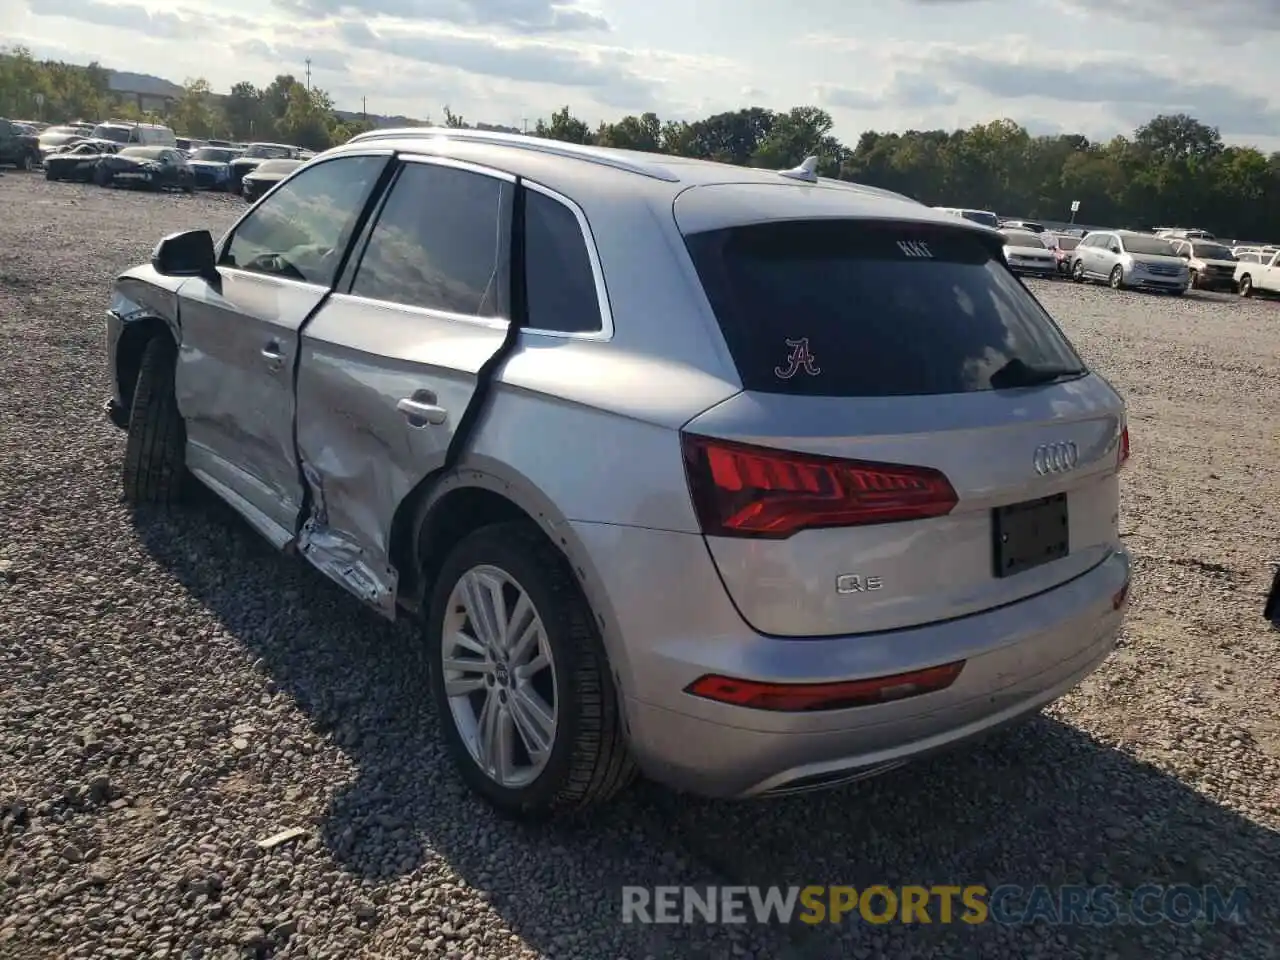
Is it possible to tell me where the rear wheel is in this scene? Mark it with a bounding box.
[122,336,188,506]
[425,522,635,819]
[1109,265,1125,290]
[15,152,31,172]
[1187,269,1198,291]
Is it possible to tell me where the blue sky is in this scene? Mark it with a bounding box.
[4,0,1280,149]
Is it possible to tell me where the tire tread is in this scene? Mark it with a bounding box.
[122,336,186,506]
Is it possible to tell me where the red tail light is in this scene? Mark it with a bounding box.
[1118,425,1130,470]
[685,661,966,712]
[681,434,958,539]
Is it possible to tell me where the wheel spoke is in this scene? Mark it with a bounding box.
[500,591,534,655]
[451,630,486,658]
[461,572,501,649]
[508,616,541,667]
[441,657,492,698]
[510,687,555,765]
[477,689,502,775]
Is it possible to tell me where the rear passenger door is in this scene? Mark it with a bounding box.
[294,156,515,612]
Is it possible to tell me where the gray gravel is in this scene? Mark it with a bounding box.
[1,174,1278,959]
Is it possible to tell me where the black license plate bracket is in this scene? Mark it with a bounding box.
[992,493,1069,578]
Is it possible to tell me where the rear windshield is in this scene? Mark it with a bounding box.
[1056,236,1080,250]
[246,144,293,159]
[1002,231,1044,248]
[960,210,999,228]
[120,147,165,159]
[683,220,1086,397]
[192,147,239,162]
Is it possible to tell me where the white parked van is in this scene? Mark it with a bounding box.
[90,120,177,147]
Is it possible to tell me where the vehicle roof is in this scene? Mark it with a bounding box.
[246,142,296,149]
[334,127,976,234]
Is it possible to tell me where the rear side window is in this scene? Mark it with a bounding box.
[350,162,512,318]
[524,189,602,333]
[683,220,1086,398]
[961,210,999,229]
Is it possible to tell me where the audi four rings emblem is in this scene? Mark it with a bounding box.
[1033,441,1079,475]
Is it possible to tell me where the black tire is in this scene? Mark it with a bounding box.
[1187,269,1198,291]
[1239,275,1253,298]
[1071,260,1085,283]
[1109,265,1125,290]
[93,165,110,187]
[16,152,32,172]
[44,166,57,181]
[425,522,635,819]
[122,336,187,506]
[1168,288,1183,297]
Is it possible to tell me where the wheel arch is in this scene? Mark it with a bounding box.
[115,316,174,414]
[389,458,638,709]
[110,271,185,411]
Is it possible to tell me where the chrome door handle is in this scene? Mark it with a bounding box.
[397,396,448,426]
[261,341,285,370]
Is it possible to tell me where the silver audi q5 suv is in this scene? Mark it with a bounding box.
[104,128,1132,818]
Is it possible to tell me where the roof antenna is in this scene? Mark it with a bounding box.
[778,155,819,183]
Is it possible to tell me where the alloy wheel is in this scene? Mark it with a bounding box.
[440,564,559,788]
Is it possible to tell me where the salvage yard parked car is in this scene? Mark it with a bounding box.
[227,142,307,193]
[1045,233,1080,276]
[187,146,244,191]
[104,128,1132,818]
[95,146,195,192]
[43,139,121,181]
[37,124,88,162]
[1000,229,1057,279]
[239,158,304,202]
[1070,230,1187,293]
[0,117,41,170]
[1234,248,1280,298]
[1169,238,1238,291]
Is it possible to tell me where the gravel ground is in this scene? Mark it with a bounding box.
[1,174,1278,960]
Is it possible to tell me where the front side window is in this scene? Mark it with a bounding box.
[222,155,386,287]
[524,189,602,333]
[683,219,1086,398]
[349,162,512,318]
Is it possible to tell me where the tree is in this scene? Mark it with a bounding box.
[171,78,222,139]
[442,105,467,128]
[535,106,592,144]
[224,81,265,141]
[596,112,662,152]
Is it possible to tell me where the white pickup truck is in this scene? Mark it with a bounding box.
[1234,249,1280,297]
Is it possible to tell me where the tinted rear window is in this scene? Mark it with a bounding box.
[960,210,999,228]
[683,220,1086,397]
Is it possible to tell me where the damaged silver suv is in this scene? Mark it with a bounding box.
[105,129,1131,819]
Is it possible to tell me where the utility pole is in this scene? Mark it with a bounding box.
[362,96,367,122]
[522,118,528,134]
[305,58,312,92]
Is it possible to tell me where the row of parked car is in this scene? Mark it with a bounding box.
[934,209,1280,299]
[13,120,304,200]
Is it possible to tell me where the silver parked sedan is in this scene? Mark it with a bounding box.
[104,129,1132,818]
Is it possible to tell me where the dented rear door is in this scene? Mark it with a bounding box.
[294,157,514,613]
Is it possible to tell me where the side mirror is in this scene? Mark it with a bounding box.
[1109,245,1122,254]
[152,229,216,279]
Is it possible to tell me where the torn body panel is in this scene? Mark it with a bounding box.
[174,268,323,539]
[293,293,506,610]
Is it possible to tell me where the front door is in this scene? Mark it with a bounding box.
[174,153,389,544]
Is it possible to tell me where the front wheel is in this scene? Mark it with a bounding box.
[1071,260,1085,283]
[45,166,57,181]
[425,523,635,819]
[1187,269,1198,291]
[122,336,188,506]
[15,152,32,172]
[1109,265,1125,290]
[1240,275,1254,298]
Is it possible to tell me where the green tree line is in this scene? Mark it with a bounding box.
[4,46,1277,238]
[0,47,375,151]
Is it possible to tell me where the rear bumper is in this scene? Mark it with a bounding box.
[574,519,1130,799]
